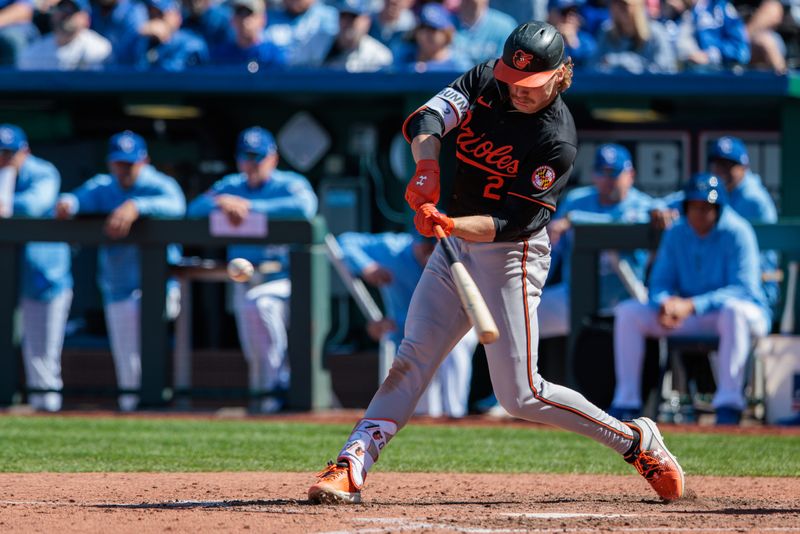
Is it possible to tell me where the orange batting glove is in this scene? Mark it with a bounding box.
[405,159,440,211]
[414,202,454,238]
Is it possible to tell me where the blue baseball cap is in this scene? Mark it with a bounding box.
[710,136,749,166]
[548,0,585,11]
[683,172,728,207]
[107,131,148,163]
[236,126,276,160]
[333,0,370,15]
[418,3,454,31]
[143,0,178,12]
[0,124,28,152]
[594,143,633,176]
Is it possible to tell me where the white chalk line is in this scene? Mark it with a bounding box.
[316,516,800,534]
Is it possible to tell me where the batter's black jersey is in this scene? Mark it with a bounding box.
[403,59,578,242]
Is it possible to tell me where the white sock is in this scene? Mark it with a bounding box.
[337,418,398,487]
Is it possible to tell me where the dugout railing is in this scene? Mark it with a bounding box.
[568,221,800,389]
[0,216,331,410]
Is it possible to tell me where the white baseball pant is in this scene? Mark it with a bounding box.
[104,285,180,412]
[338,230,637,481]
[21,289,72,412]
[612,298,769,411]
[233,278,291,408]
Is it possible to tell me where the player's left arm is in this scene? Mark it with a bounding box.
[131,177,186,217]
[247,176,318,220]
[13,164,60,217]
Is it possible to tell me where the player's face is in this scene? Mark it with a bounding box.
[237,152,277,185]
[507,70,561,114]
[109,160,144,188]
[0,149,15,168]
[685,200,718,236]
[0,148,28,170]
[709,159,745,190]
[593,169,634,204]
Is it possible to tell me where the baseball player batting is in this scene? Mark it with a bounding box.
[308,22,684,504]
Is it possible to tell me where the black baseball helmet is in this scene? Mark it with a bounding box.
[494,21,565,87]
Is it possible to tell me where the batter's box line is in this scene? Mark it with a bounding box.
[0,498,315,512]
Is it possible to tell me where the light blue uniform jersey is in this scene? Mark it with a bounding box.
[338,232,422,345]
[648,207,770,321]
[452,8,518,66]
[13,155,72,301]
[551,185,655,309]
[60,165,186,302]
[187,169,317,281]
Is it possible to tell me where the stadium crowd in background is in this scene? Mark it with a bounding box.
[1,0,797,71]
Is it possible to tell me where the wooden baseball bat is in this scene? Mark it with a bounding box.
[433,225,499,344]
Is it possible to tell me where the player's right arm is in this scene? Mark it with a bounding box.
[647,226,681,307]
[402,63,489,212]
[337,232,396,286]
[12,162,60,217]
[56,175,109,217]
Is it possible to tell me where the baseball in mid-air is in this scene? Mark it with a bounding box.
[227,258,254,283]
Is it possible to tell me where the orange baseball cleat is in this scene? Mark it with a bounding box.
[624,417,685,501]
[308,460,362,504]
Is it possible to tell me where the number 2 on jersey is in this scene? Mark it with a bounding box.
[483,176,504,200]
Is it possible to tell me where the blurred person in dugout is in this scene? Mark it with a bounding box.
[610,172,771,426]
[337,231,477,418]
[55,130,186,412]
[0,124,72,412]
[187,126,318,413]
[654,136,779,309]
[539,144,658,339]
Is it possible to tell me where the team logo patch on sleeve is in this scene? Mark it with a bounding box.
[532,165,556,190]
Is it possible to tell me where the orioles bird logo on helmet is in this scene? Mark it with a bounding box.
[512,50,534,69]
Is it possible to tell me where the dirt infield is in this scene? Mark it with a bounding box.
[1,471,798,533]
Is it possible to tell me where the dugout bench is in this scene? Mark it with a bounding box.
[567,221,800,412]
[0,216,331,410]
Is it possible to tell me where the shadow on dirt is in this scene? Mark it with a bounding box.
[91,499,305,509]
